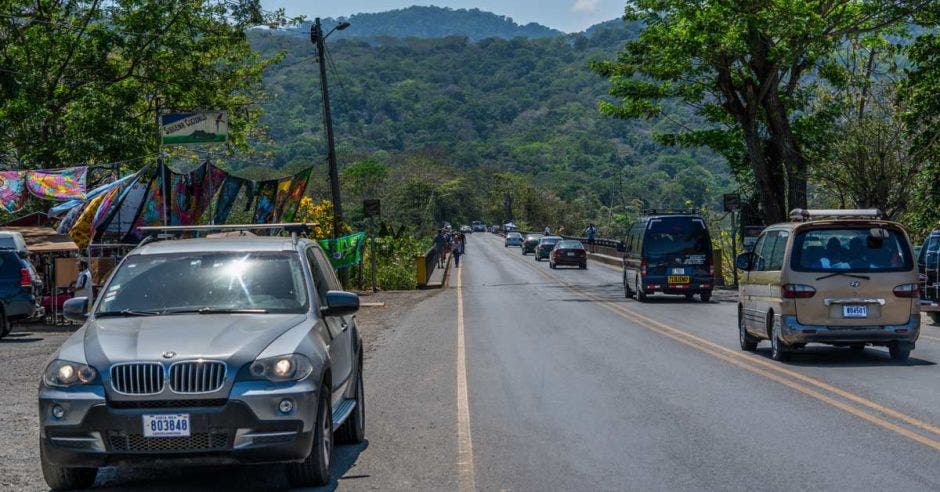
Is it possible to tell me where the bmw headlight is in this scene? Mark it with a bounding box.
[240,354,313,382]
[43,360,99,388]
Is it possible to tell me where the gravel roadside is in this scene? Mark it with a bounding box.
[0,289,437,491]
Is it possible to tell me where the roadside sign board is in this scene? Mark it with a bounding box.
[723,193,741,212]
[363,199,381,218]
[160,112,227,145]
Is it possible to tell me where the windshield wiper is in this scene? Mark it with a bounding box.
[815,272,871,281]
[96,309,163,317]
[164,307,269,315]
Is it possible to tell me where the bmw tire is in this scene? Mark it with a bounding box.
[337,358,365,444]
[289,382,333,487]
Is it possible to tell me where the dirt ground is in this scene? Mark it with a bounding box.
[0,289,437,491]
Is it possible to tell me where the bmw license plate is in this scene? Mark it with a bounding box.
[843,305,868,318]
[668,275,690,284]
[143,414,190,437]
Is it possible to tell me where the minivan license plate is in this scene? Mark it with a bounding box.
[668,275,690,284]
[143,414,190,437]
[843,305,868,318]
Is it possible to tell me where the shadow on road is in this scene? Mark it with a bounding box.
[92,440,369,491]
[755,347,936,367]
[0,332,44,343]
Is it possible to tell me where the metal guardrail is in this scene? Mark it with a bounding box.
[415,246,439,287]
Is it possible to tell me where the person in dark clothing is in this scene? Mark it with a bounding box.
[433,230,447,268]
[452,233,464,268]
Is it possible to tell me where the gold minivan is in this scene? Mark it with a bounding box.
[735,209,920,362]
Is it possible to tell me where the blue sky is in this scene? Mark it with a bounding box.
[262,1,626,33]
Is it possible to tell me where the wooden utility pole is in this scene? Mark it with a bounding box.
[311,18,344,243]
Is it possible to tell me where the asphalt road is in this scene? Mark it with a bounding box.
[4,233,940,490]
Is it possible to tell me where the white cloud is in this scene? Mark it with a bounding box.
[572,0,600,13]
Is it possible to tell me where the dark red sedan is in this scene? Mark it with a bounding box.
[550,240,587,269]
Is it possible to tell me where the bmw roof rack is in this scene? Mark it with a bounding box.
[137,223,318,246]
[788,209,882,222]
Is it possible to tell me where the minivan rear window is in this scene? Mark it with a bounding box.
[643,217,710,256]
[791,227,912,273]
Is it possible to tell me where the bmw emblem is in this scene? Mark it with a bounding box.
[162,351,176,359]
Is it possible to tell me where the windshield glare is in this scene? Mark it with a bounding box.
[792,228,912,272]
[96,251,308,315]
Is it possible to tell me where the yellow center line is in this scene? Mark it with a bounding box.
[489,237,940,449]
[455,265,476,491]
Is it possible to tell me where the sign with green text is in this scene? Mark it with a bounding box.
[318,232,365,270]
[160,112,227,145]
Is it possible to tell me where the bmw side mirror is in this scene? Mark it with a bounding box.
[734,253,753,271]
[321,291,359,317]
[63,297,89,321]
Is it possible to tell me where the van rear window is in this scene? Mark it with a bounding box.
[791,227,912,272]
[643,217,710,256]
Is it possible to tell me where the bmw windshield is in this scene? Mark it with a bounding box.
[96,251,309,315]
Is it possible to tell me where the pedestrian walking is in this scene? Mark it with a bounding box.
[452,234,464,268]
[585,223,597,253]
[433,229,447,268]
[544,225,551,235]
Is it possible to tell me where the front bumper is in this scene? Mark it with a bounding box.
[39,381,317,468]
[779,314,920,346]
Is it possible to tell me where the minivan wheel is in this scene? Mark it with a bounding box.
[700,291,712,302]
[41,443,97,490]
[337,358,365,444]
[928,312,940,325]
[684,293,695,301]
[849,343,866,354]
[739,312,758,352]
[0,309,10,339]
[636,277,648,302]
[770,321,790,362]
[623,272,633,299]
[889,342,912,362]
[288,382,333,487]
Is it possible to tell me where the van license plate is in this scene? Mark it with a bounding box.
[143,414,190,437]
[843,305,868,318]
[668,275,690,284]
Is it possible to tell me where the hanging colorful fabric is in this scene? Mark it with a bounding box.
[213,175,244,224]
[192,164,227,221]
[57,201,87,234]
[26,167,87,200]
[253,180,278,224]
[280,167,312,222]
[272,177,292,221]
[0,171,27,213]
[69,193,106,250]
[92,185,123,232]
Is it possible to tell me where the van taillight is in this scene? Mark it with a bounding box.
[893,283,920,298]
[707,256,714,276]
[640,259,647,277]
[20,268,31,287]
[782,284,816,299]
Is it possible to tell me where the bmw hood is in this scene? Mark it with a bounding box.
[82,314,308,367]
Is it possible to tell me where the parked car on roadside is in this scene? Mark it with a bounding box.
[0,250,44,339]
[621,211,715,302]
[521,234,543,255]
[735,209,920,362]
[505,232,524,247]
[550,240,587,269]
[917,228,940,325]
[38,227,365,490]
[535,236,562,261]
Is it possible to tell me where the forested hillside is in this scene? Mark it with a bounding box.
[247,17,732,234]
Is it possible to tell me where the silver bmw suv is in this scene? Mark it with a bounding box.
[38,226,365,490]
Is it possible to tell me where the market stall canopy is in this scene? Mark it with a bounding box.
[2,226,79,252]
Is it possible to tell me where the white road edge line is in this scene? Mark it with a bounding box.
[455,265,476,491]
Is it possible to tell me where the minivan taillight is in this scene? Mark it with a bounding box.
[640,259,648,277]
[893,283,920,298]
[782,284,816,299]
[20,268,31,287]
[707,255,714,276]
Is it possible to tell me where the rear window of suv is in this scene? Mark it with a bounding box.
[643,217,710,257]
[791,227,913,273]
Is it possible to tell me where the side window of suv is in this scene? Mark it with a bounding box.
[306,248,331,306]
[752,233,774,271]
[312,248,342,291]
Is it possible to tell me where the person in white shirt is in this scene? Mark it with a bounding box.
[74,260,93,302]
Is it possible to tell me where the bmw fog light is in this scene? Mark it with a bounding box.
[278,398,294,414]
[51,404,65,419]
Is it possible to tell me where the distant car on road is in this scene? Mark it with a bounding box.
[0,250,43,339]
[505,232,523,247]
[521,234,543,255]
[460,225,472,234]
[471,221,486,232]
[735,209,920,362]
[917,228,940,325]
[550,240,587,269]
[535,236,562,261]
[621,211,714,302]
[39,226,365,490]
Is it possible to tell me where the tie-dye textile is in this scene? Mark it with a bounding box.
[272,177,292,221]
[0,171,27,213]
[253,180,278,224]
[92,185,124,233]
[26,167,87,200]
[212,175,244,224]
[57,201,87,234]
[280,167,312,222]
[69,193,106,250]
